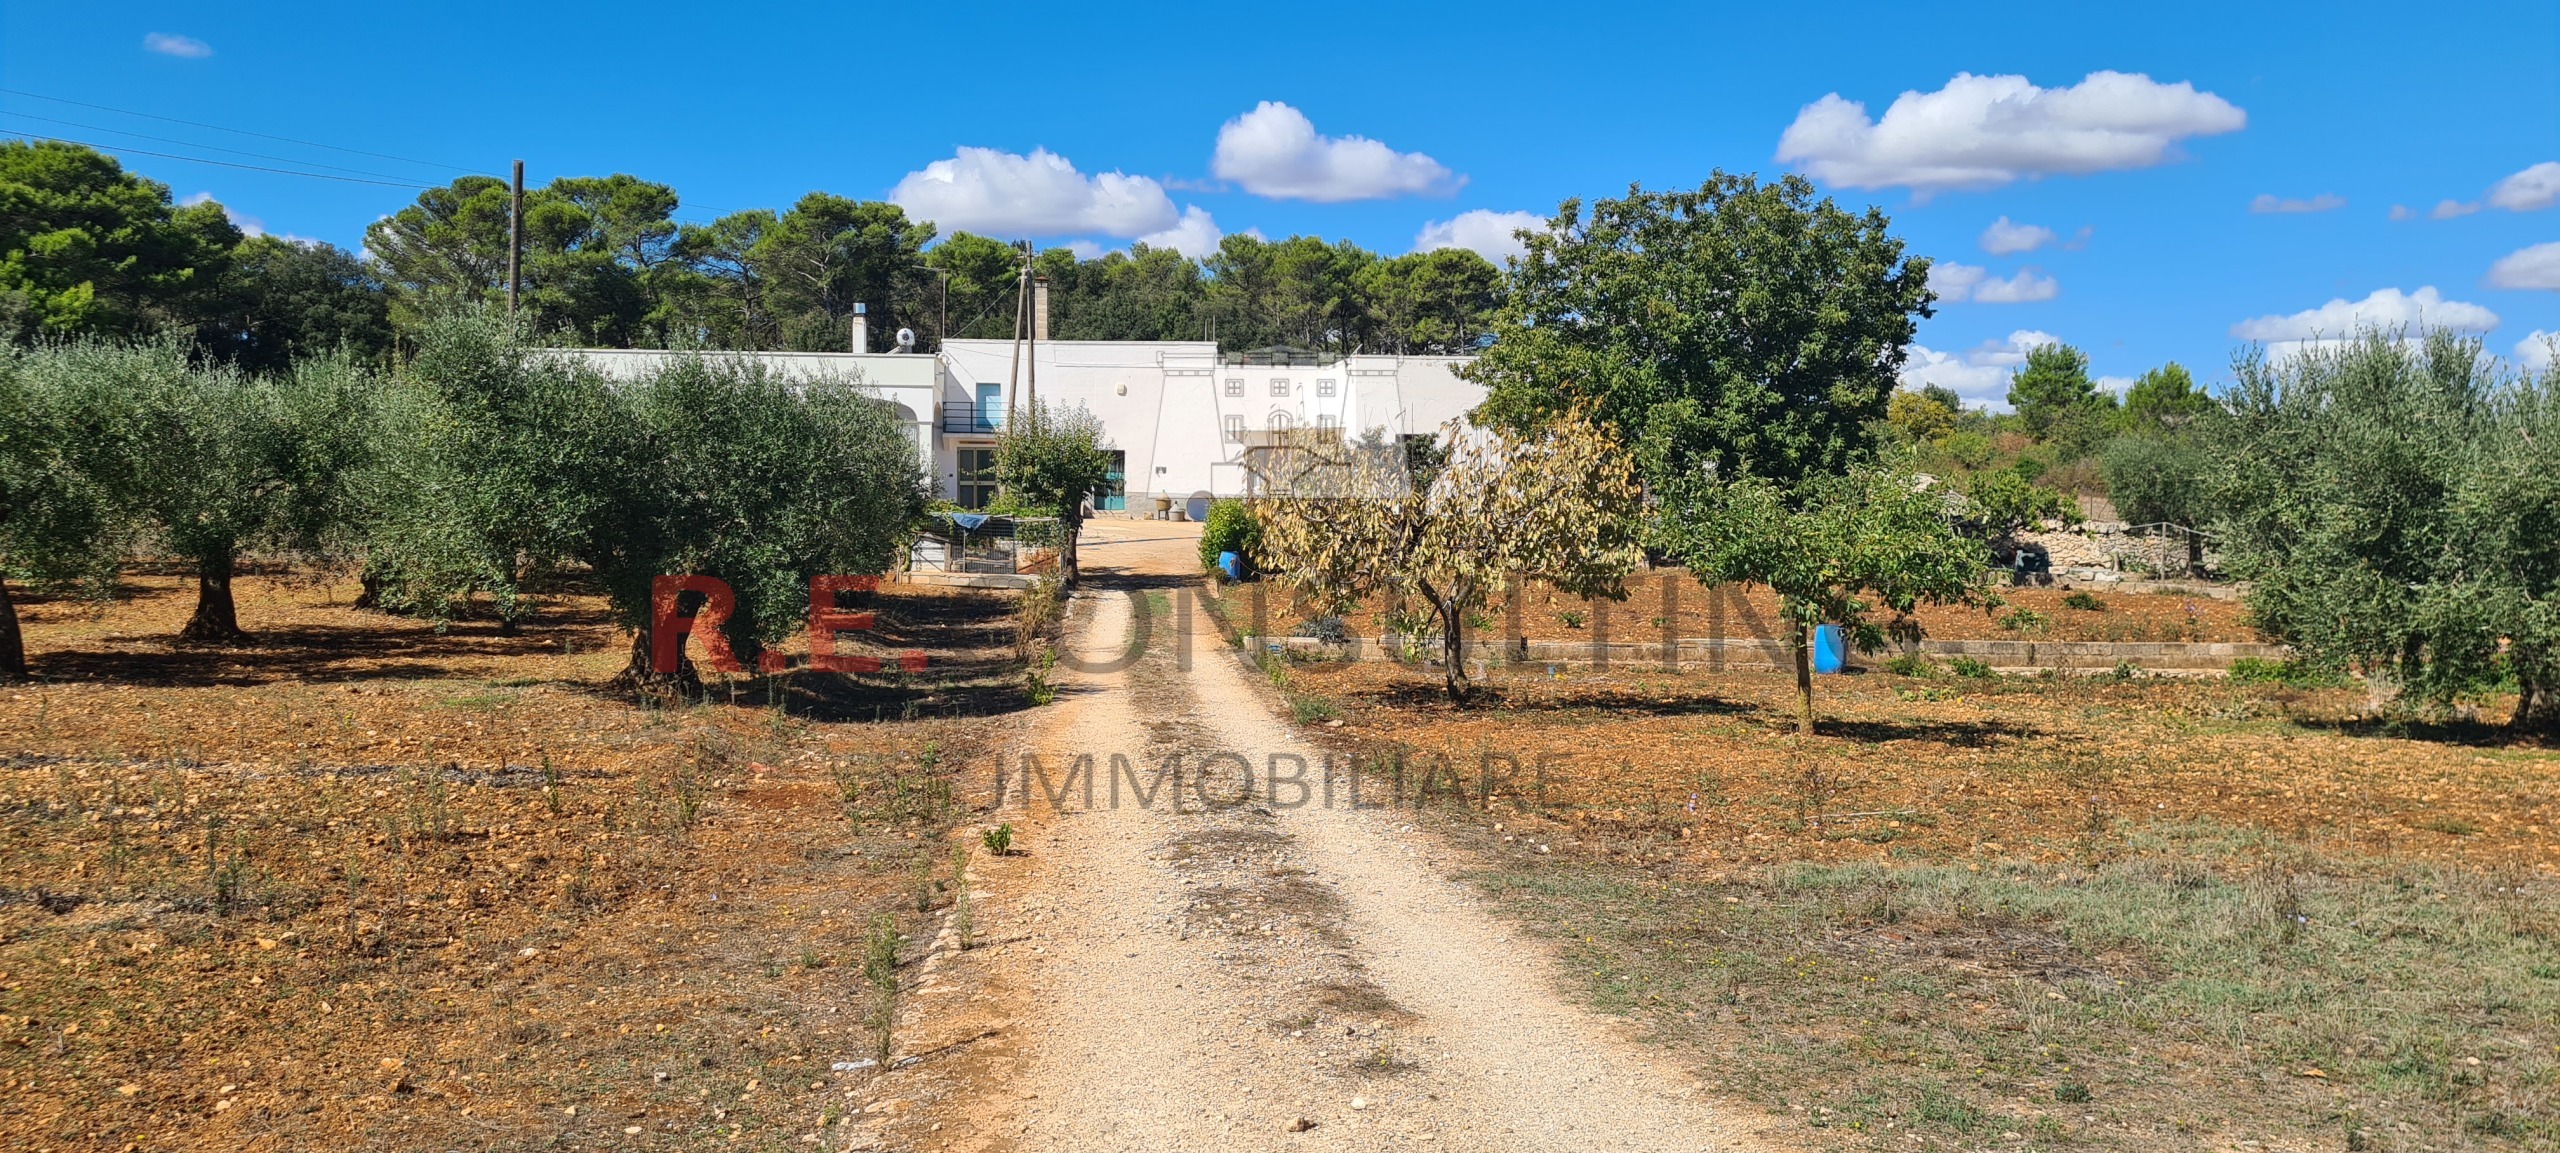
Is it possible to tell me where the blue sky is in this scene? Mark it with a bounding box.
[5,1,2557,405]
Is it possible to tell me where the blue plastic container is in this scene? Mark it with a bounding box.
[1217,550,1244,581]
[1811,624,1848,674]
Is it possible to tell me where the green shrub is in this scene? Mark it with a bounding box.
[2061,591,2106,611]
[1198,498,1261,573]
[1997,608,2051,633]
[1882,652,1937,677]
[2226,656,2347,689]
[1949,655,1995,679]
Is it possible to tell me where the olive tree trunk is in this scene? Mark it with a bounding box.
[2514,663,2560,736]
[179,553,251,644]
[0,576,25,679]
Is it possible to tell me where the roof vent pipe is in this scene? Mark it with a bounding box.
[849,303,868,353]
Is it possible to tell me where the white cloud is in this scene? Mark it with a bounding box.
[1932,262,2055,304]
[2516,331,2557,371]
[143,33,212,58]
[2250,193,2344,214]
[2488,242,2560,291]
[2231,287,2500,359]
[1978,216,2054,255]
[1135,206,1224,259]
[2489,162,2560,212]
[2096,374,2137,397]
[1210,102,1458,202]
[1930,262,1987,301]
[1413,209,1545,263]
[1974,267,2059,303]
[890,146,1178,238]
[2390,204,2416,221]
[2433,199,2480,219]
[1900,329,2065,410]
[1775,71,2244,195]
[1065,240,1108,260]
[179,190,262,236]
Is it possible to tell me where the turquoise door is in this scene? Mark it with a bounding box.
[1100,451,1126,511]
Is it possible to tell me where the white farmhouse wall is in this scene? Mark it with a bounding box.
[571,341,1487,507]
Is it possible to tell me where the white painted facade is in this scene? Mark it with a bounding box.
[570,341,1485,515]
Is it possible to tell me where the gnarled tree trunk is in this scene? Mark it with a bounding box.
[179,554,251,644]
[2514,664,2560,736]
[0,576,25,680]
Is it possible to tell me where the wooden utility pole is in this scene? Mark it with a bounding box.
[507,160,524,317]
[1027,271,1041,415]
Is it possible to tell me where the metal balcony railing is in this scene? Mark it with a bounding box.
[940,401,1003,434]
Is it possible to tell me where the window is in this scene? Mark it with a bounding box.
[1269,410,1294,431]
[1269,377,1290,397]
[1223,414,1245,442]
[1316,413,1339,433]
[957,448,999,510]
[1316,377,1337,398]
[1224,377,1244,398]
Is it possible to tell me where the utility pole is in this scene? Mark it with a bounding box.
[1027,271,1042,416]
[507,159,524,318]
[1005,248,1029,426]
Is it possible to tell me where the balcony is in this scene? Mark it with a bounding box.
[940,401,1003,435]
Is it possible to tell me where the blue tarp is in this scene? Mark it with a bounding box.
[938,512,996,534]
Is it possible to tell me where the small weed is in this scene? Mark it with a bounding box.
[981,823,1014,856]
[1882,652,1937,678]
[909,852,938,913]
[2061,591,2106,611]
[540,753,564,817]
[1289,693,1339,724]
[2422,816,2481,837]
[862,915,902,1062]
[1949,656,1995,679]
[1559,609,1586,629]
[950,843,974,950]
[2054,1082,2091,1103]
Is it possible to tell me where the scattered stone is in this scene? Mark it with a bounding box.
[1287,1117,1317,1132]
[1350,1096,1369,1110]
[830,1059,878,1073]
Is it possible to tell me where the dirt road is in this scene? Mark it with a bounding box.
[950,522,1776,1152]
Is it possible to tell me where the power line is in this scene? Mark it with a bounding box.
[0,131,435,189]
[0,87,491,175]
[0,112,462,185]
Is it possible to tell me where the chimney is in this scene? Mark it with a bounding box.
[1032,276,1050,342]
[849,302,868,353]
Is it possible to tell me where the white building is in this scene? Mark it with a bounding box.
[577,309,1485,519]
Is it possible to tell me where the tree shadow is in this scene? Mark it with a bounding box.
[2286,714,2548,749]
[24,609,623,688]
[1817,717,2040,747]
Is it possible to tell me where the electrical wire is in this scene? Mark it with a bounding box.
[1,131,435,188]
[0,86,490,175]
[0,112,466,185]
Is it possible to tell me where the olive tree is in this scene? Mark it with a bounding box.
[125,348,373,643]
[597,352,926,686]
[1654,467,1986,736]
[358,310,625,633]
[994,401,1116,585]
[0,343,154,676]
[2213,330,2560,732]
[1257,414,1644,703]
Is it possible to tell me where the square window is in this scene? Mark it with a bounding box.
[1316,377,1337,397]
[1224,377,1244,398]
[1269,378,1290,397]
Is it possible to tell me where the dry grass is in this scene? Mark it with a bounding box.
[1281,647,2560,1151]
[0,573,1027,1150]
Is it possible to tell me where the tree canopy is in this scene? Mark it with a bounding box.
[1654,466,1986,735]
[1467,173,1933,488]
[1257,415,1644,702]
